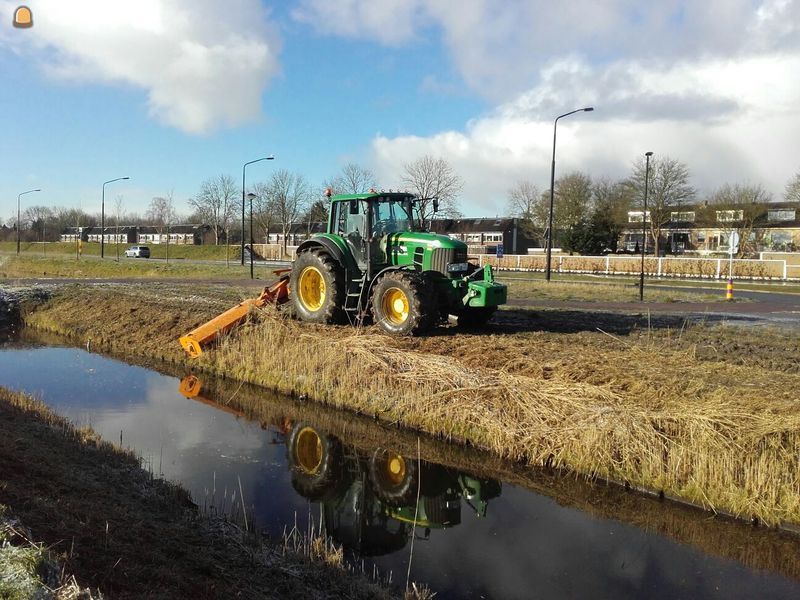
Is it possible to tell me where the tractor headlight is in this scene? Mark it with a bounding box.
[447,262,469,273]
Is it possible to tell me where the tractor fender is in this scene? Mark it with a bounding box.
[295,238,358,275]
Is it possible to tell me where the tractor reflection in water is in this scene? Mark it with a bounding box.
[178,376,500,555]
[286,422,501,556]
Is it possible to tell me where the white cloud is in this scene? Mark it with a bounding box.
[292,1,800,213]
[294,1,800,101]
[0,0,281,134]
[370,53,800,215]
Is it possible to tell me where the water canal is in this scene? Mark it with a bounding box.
[1,330,799,599]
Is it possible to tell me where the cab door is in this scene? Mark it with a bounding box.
[333,200,368,268]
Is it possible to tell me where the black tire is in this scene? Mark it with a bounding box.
[454,306,497,329]
[369,449,419,506]
[286,423,342,501]
[371,271,436,336]
[290,250,345,324]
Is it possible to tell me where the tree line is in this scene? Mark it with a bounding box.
[4,155,799,256]
[507,159,800,257]
[188,156,464,254]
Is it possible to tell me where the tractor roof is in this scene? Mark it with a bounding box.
[330,191,415,202]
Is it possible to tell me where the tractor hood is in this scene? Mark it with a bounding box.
[388,231,467,251]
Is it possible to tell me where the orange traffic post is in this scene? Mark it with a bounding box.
[726,279,734,301]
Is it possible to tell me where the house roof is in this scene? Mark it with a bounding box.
[429,217,517,234]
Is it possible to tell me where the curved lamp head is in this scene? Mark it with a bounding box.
[645,151,653,157]
[246,193,257,200]
[582,107,594,112]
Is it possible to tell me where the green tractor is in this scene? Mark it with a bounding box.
[289,191,507,335]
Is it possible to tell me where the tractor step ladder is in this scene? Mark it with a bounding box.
[179,269,291,359]
[344,274,367,313]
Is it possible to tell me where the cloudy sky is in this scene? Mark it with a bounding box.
[2,0,799,219]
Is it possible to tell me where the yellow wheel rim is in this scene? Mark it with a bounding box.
[381,287,409,325]
[295,427,323,474]
[377,451,406,487]
[298,266,326,311]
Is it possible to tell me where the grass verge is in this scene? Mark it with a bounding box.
[0,385,413,599]
[500,277,732,303]
[0,254,263,280]
[0,241,238,261]
[12,282,800,529]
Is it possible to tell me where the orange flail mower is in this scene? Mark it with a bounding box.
[179,269,290,358]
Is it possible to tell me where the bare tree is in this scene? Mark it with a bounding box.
[113,195,125,260]
[250,180,275,246]
[147,192,177,260]
[328,163,377,195]
[21,205,53,244]
[506,181,541,239]
[785,170,800,203]
[189,174,237,245]
[703,183,771,257]
[401,155,464,228]
[626,156,695,256]
[269,169,311,255]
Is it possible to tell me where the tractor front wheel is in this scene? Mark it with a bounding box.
[369,449,419,506]
[290,250,345,324]
[371,271,435,335]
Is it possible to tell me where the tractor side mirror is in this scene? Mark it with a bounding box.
[433,198,439,213]
[349,199,358,215]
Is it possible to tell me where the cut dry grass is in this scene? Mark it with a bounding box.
[13,282,800,528]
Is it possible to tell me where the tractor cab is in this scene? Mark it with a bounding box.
[328,191,416,269]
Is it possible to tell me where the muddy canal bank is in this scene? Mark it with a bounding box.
[7,282,800,530]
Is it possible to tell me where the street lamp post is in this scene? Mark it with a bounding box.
[241,155,274,265]
[16,188,42,255]
[545,107,594,282]
[101,177,130,258]
[639,151,654,302]
[247,192,257,279]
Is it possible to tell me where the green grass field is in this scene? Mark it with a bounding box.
[0,254,268,280]
[0,241,238,261]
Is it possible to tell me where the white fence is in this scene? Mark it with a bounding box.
[255,243,795,280]
[477,254,793,280]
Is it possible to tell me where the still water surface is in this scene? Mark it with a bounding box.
[1,334,799,599]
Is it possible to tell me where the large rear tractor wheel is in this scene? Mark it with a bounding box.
[290,250,345,324]
[287,423,343,501]
[369,449,419,506]
[371,271,435,335]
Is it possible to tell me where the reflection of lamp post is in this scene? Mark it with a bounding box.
[247,192,257,279]
[545,107,594,281]
[241,155,274,265]
[101,177,129,258]
[17,189,41,254]
[639,151,653,302]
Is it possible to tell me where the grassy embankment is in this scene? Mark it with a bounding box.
[15,283,800,529]
[0,254,261,280]
[0,386,417,599]
[0,241,236,261]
